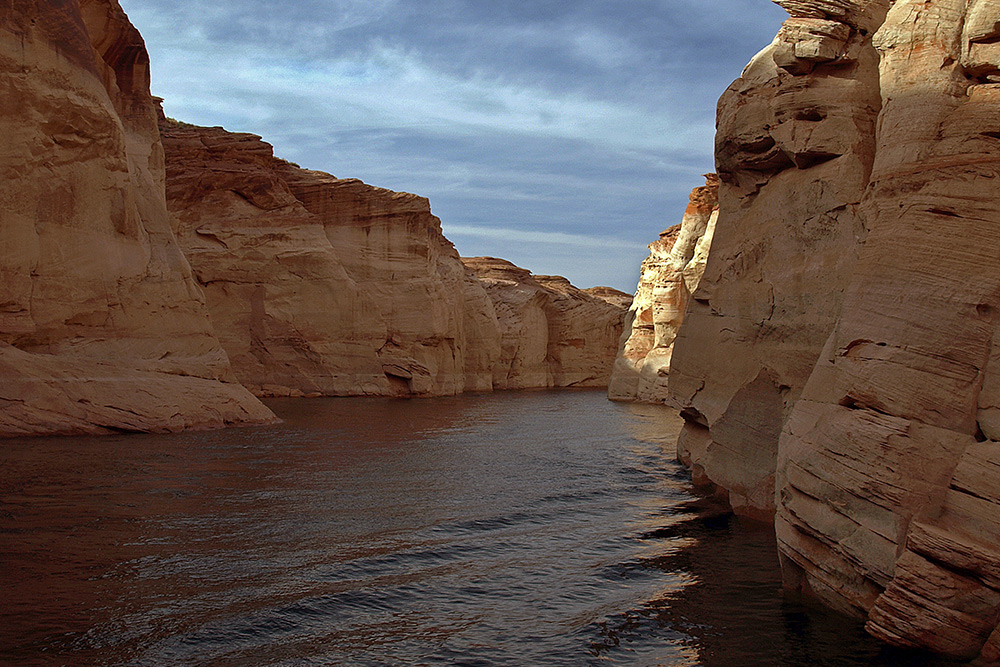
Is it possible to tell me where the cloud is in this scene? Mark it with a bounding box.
[119,0,788,290]
[444,225,641,250]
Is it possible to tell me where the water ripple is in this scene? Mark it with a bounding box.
[0,390,965,667]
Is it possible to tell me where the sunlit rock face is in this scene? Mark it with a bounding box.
[160,119,503,397]
[0,0,275,435]
[160,120,626,397]
[608,175,719,405]
[775,0,1000,659]
[658,0,1000,658]
[462,258,630,390]
[667,0,887,521]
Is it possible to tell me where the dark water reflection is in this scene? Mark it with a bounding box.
[0,390,962,666]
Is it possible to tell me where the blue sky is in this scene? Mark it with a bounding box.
[120,0,788,291]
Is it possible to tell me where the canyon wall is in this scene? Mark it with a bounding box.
[1,0,628,435]
[608,175,719,405]
[0,0,274,435]
[160,120,629,397]
[668,0,885,521]
[160,120,498,397]
[776,0,1000,659]
[655,0,1000,660]
[462,258,629,390]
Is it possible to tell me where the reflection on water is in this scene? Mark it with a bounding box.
[0,390,962,666]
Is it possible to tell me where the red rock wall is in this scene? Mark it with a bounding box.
[776,0,1000,658]
[668,0,885,520]
[461,257,629,389]
[160,120,505,397]
[609,175,719,405]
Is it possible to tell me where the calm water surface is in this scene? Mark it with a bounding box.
[1,390,961,666]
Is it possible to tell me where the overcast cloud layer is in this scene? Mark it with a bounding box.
[120,0,787,291]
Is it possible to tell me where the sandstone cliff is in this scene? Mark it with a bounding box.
[1,1,625,434]
[608,175,719,404]
[461,258,629,389]
[657,0,1000,660]
[668,0,885,520]
[0,0,274,435]
[160,120,627,396]
[776,0,1000,659]
[159,120,504,397]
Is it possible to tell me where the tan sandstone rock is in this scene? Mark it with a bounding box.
[774,0,1000,659]
[461,257,629,389]
[608,175,719,405]
[652,0,1000,659]
[0,0,274,435]
[585,286,635,310]
[160,119,503,397]
[666,0,887,521]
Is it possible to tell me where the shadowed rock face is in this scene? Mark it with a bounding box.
[609,175,719,405]
[667,0,886,521]
[0,0,274,435]
[461,258,630,390]
[776,0,1000,660]
[653,0,1000,660]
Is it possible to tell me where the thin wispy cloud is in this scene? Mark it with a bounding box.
[120,0,788,291]
[446,225,641,250]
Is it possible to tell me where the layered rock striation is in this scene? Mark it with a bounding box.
[654,0,1000,660]
[160,120,628,396]
[609,175,719,405]
[0,0,274,435]
[2,0,628,435]
[776,0,1000,659]
[668,0,885,521]
[160,120,502,397]
[462,258,630,390]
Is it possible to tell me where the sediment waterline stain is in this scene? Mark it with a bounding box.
[0,390,961,666]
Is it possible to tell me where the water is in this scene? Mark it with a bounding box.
[0,389,962,666]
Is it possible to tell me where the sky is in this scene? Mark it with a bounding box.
[119,0,788,292]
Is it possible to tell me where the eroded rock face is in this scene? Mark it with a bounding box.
[667,0,886,520]
[461,258,629,389]
[609,175,719,405]
[654,0,1000,659]
[0,0,274,435]
[585,286,635,310]
[775,0,1000,659]
[160,120,503,397]
[160,120,626,396]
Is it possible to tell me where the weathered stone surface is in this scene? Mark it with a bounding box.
[775,0,1000,660]
[650,0,1000,659]
[775,0,888,31]
[608,175,719,405]
[667,1,885,518]
[585,286,635,310]
[0,0,274,436]
[161,120,626,396]
[160,119,504,397]
[462,257,629,390]
[283,171,504,396]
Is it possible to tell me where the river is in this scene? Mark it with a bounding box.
[0,389,959,666]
